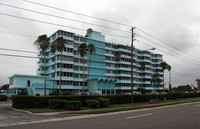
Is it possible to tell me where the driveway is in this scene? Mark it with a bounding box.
[0,101,76,127]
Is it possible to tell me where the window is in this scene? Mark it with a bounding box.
[74,74,79,78]
[74,66,79,70]
[10,79,14,85]
[74,36,79,41]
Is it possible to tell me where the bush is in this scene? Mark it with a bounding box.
[49,92,59,96]
[67,101,82,110]
[36,94,40,96]
[12,95,35,109]
[48,99,67,109]
[86,100,99,108]
[48,99,81,110]
[0,95,8,101]
[18,91,27,95]
[12,93,200,109]
[98,98,110,107]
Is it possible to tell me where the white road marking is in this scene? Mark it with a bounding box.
[126,113,152,119]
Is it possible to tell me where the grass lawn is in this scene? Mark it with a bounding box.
[23,108,63,113]
[21,97,200,114]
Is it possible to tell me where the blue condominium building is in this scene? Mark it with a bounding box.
[9,28,163,95]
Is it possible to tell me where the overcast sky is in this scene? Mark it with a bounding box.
[0,0,200,88]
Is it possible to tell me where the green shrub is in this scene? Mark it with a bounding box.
[98,98,110,107]
[86,100,99,108]
[0,95,8,101]
[36,94,40,96]
[49,92,59,96]
[18,91,27,95]
[48,99,67,109]
[12,93,200,109]
[12,95,35,109]
[34,96,49,108]
[67,101,82,110]
[48,99,82,110]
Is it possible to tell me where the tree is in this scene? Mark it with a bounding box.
[114,51,121,80]
[167,65,172,91]
[50,43,57,91]
[141,62,146,88]
[151,73,162,92]
[87,44,96,81]
[34,34,50,96]
[53,37,66,95]
[78,43,88,92]
[160,61,168,91]
[0,84,9,90]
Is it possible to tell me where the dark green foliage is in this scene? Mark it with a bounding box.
[18,91,27,95]
[49,92,59,96]
[48,99,82,110]
[12,95,35,109]
[12,93,200,109]
[48,99,67,109]
[98,98,110,107]
[34,96,49,108]
[0,95,8,101]
[101,95,131,104]
[67,101,82,110]
[36,94,40,96]
[0,84,9,90]
[86,100,99,108]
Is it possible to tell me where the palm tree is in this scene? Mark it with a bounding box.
[87,44,96,81]
[141,62,146,88]
[114,51,121,80]
[167,65,172,91]
[151,73,162,92]
[50,43,57,91]
[160,61,168,91]
[53,37,66,95]
[34,34,50,96]
[78,43,88,92]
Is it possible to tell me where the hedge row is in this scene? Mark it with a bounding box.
[48,99,81,110]
[0,95,8,101]
[12,93,200,109]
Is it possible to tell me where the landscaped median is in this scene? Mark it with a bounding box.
[63,98,200,114]
[11,93,200,114]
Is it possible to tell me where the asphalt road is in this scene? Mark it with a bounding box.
[2,101,200,129]
[0,101,76,126]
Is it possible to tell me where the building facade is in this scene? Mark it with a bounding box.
[9,28,163,95]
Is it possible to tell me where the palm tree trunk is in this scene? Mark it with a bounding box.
[82,57,85,92]
[52,54,55,91]
[169,71,171,91]
[59,54,62,95]
[88,54,92,81]
[44,51,46,96]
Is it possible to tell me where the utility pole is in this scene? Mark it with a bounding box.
[131,27,135,103]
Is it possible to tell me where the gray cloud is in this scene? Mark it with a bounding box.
[0,0,200,87]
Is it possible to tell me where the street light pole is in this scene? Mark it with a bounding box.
[131,27,135,103]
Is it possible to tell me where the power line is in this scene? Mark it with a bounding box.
[172,71,199,77]
[22,0,200,61]
[0,47,37,53]
[0,53,37,58]
[136,27,200,60]
[0,30,36,38]
[22,0,132,27]
[165,72,197,79]
[0,12,130,39]
[137,39,200,65]
[137,36,200,65]
[0,2,130,33]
